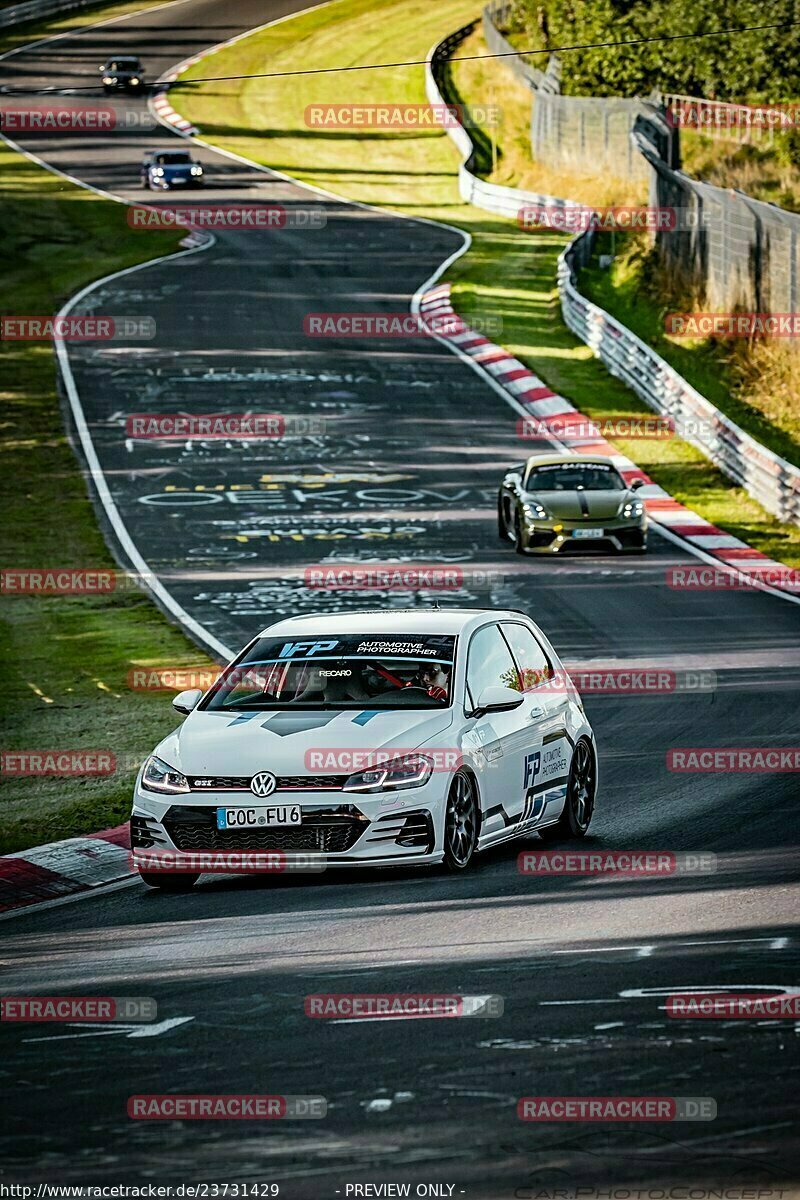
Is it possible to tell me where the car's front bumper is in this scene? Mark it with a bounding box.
[150,176,203,190]
[520,518,647,554]
[131,777,449,873]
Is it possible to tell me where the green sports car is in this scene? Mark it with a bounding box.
[498,453,648,555]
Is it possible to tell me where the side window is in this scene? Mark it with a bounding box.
[501,623,554,692]
[466,624,518,707]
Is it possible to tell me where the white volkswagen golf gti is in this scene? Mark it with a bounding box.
[131,609,598,889]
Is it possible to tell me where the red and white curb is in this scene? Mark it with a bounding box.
[151,59,201,137]
[419,286,799,598]
[0,825,134,914]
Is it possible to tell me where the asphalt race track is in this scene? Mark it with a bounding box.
[1,1,799,1193]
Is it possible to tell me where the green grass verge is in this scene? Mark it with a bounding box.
[579,233,800,468]
[174,0,800,569]
[0,141,216,855]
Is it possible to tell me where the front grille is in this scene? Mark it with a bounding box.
[163,804,367,853]
[561,536,613,554]
[187,774,347,792]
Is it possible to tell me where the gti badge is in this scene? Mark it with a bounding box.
[250,771,277,798]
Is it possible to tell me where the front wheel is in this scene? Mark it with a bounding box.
[539,738,596,840]
[497,496,509,541]
[514,514,528,555]
[443,771,479,871]
[138,871,199,891]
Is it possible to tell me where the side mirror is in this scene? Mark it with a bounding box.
[470,685,524,718]
[172,688,203,716]
[629,478,645,490]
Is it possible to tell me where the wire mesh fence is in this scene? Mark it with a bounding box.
[484,0,800,311]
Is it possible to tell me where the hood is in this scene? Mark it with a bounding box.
[161,164,193,177]
[155,706,455,777]
[530,488,628,521]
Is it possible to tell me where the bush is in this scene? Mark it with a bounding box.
[512,0,800,99]
[777,127,800,169]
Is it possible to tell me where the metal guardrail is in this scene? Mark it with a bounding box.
[0,0,100,29]
[427,25,800,527]
[661,93,789,144]
[428,22,585,225]
[558,241,800,526]
[481,0,545,91]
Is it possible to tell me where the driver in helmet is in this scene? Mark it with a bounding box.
[417,661,450,702]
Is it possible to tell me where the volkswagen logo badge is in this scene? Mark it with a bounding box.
[250,771,277,798]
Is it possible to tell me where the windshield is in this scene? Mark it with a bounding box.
[202,634,457,711]
[155,153,192,165]
[526,462,625,491]
[108,59,139,70]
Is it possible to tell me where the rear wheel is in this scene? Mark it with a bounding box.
[539,738,595,840]
[138,871,199,891]
[443,771,479,871]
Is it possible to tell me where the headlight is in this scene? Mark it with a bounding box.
[621,499,644,519]
[190,165,203,175]
[141,755,189,794]
[522,501,550,523]
[130,77,140,85]
[343,754,433,793]
[102,75,113,83]
[152,168,165,176]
